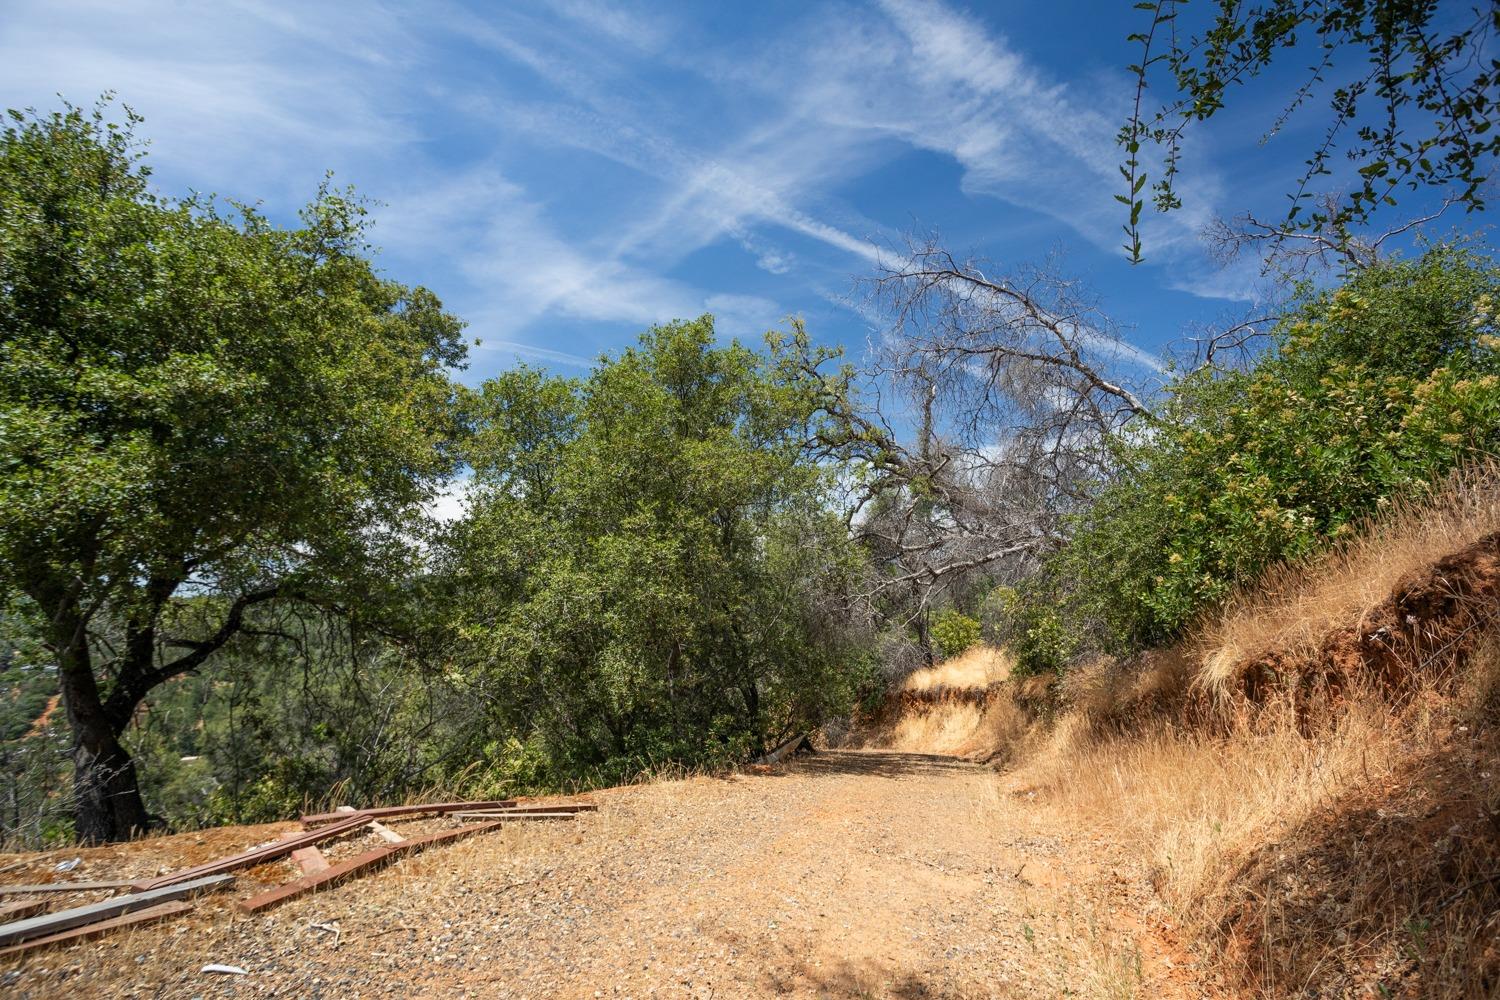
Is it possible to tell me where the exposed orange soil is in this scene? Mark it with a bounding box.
[21,694,60,740]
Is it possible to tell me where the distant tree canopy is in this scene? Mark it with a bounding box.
[1120,1,1500,262]
[0,101,467,841]
[438,318,873,787]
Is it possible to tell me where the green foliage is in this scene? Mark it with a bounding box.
[982,584,1075,677]
[1043,247,1500,659]
[441,317,870,786]
[0,98,467,838]
[0,101,467,609]
[1121,2,1500,262]
[0,616,54,744]
[0,97,880,843]
[930,609,981,658]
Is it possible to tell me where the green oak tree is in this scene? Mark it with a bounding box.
[0,101,466,841]
[439,318,871,786]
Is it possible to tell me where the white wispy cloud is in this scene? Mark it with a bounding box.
[1,0,1246,379]
[0,0,798,357]
[377,160,798,356]
[475,339,598,369]
[708,0,1222,260]
[540,0,671,52]
[0,0,422,202]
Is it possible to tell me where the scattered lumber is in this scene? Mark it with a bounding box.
[0,901,191,958]
[0,873,232,947]
[0,900,47,921]
[290,847,329,875]
[299,799,518,827]
[130,812,371,892]
[0,880,137,894]
[449,811,577,822]
[367,820,405,844]
[237,821,502,914]
[449,803,594,817]
[500,802,597,813]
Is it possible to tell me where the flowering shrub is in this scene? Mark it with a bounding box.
[1012,247,1500,667]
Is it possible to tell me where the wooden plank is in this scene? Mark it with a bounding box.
[450,803,591,815]
[367,820,404,844]
[500,802,598,813]
[0,901,190,958]
[290,847,329,875]
[237,821,502,915]
[130,812,371,892]
[0,880,137,894]
[448,811,577,822]
[756,733,808,765]
[0,899,46,921]
[0,873,232,947]
[448,803,595,817]
[300,800,518,827]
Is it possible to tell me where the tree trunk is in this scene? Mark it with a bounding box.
[52,612,149,843]
[740,679,761,752]
[917,607,936,668]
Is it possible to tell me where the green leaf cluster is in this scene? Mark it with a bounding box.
[1010,246,1500,666]
[438,317,870,786]
[930,609,981,659]
[0,101,467,616]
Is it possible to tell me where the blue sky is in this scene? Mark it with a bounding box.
[1,0,1476,389]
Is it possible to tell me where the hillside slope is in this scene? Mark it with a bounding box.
[855,468,1500,998]
[5,475,1498,998]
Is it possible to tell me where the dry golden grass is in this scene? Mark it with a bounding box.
[882,701,989,754]
[1017,464,1500,997]
[1197,458,1500,692]
[865,645,1030,758]
[866,645,1035,760]
[1015,658,1500,997]
[903,644,1013,691]
[867,462,1500,997]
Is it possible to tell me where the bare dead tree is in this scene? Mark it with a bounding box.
[1171,314,1279,374]
[1206,193,1460,276]
[838,236,1167,618]
[1185,196,1466,371]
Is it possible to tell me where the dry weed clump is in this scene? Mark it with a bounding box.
[860,646,1042,761]
[881,701,989,755]
[903,645,1013,693]
[1018,664,1499,997]
[1058,650,1195,736]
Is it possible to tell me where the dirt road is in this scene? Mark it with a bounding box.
[4,750,1192,999]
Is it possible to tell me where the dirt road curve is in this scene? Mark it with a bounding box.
[6,750,1196,999]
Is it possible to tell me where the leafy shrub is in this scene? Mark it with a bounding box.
[983,582,1078,676]
[931,609,982,658]
[1055,246,1500,655]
